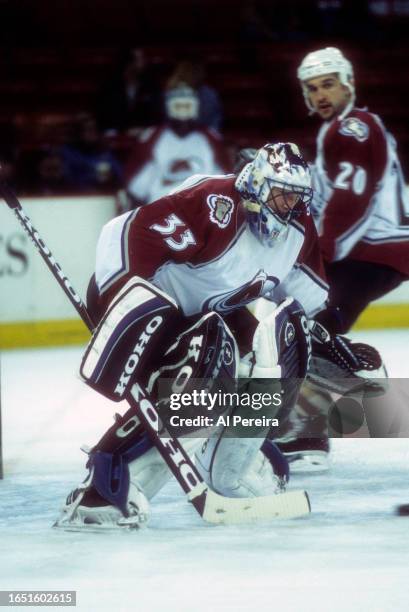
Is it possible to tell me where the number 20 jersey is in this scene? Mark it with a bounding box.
[311,107,409,275]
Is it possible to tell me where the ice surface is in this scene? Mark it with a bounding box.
[1,330,409,611]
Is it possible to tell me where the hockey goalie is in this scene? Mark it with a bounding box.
[54,143,386,530]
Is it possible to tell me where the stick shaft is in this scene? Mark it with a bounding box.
[0,185,208,514]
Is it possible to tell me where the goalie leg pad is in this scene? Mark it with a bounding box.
[86,434,153,515]
[54,407,203,530]
[195,388,286,499]
[66,307,239,516]
[195,435,285,498]
[80,277,183,401]
[61,407,155,523]
[86,427,203,508]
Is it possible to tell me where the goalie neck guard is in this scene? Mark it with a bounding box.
[235,143,313,247]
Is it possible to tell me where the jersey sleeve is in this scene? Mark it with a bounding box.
[94,175,241,313]
[319,114,388,261]
[94,195,204,309]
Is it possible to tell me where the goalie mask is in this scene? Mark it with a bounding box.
[165,85,199,121]
[297,47,355,114]
[235,143,313,247]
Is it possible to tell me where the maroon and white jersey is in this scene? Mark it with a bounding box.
[125,126,230,205]
[95,175,328,318]
[312,108,409,276]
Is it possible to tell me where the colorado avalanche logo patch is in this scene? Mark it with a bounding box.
[284,322,296,347]
[207,194,234,228]
[339,117,369,143]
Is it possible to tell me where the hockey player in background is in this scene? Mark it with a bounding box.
[123,85,230,207]
[276,47,408,467]
[299,47,409,333]
[55,142,383,530]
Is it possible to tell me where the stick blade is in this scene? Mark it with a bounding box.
[189,487,311,524]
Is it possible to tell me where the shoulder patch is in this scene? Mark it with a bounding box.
[206,194,234,228]
[339,117,369,143]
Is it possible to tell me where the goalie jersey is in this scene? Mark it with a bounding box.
[94,174,328,317]
[311,108,409,276]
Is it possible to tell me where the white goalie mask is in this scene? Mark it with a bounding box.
[235,143,313,247]
[165,85,199,121]
[297,47,355,113]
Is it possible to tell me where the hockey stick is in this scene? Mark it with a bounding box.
[1,184,311,523]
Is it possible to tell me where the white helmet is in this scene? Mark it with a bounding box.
[297,47,355,113]
[235,143,312,247]
[165,85,199,121]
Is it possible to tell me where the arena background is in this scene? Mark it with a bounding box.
[1,5,409,611]
[1,0,409,348]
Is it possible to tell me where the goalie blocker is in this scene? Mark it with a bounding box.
[80,277,239,403]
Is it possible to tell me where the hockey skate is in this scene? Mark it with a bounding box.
[275,382,331,473]
[54,471,150,532]
[276,435,330,473]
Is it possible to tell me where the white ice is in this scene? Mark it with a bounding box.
[1,329,409,612]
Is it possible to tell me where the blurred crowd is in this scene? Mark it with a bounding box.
[237,0,405,44]
[1,0,408,200]
[1,50,231,206]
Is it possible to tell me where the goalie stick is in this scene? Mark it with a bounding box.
[1,182,311,524]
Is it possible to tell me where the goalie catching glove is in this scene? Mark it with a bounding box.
[234,296,386,396]
[307,320,387,395]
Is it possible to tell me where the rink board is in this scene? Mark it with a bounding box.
[1,195,409,349]
[0,195,115,349]
[2,302,409,349]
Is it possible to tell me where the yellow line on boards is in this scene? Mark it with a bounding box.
[1,303,409,349]
[353,303,409,330]
[0,320,90,349]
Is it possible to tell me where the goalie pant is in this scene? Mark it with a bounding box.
[67,278,312,522]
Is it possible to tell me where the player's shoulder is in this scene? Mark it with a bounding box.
[136,125,164,144]
[197,126,224,143]
[326,108,386,146]
[182,174,239,203]
[130,174,244,254]
[170,174,238,213]
[171,174,243,236]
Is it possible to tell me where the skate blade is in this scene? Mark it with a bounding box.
[286,451,330,473]
[52,514,145,532]
[52,519,143,533]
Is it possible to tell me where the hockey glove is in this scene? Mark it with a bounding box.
[307,320,388,395]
